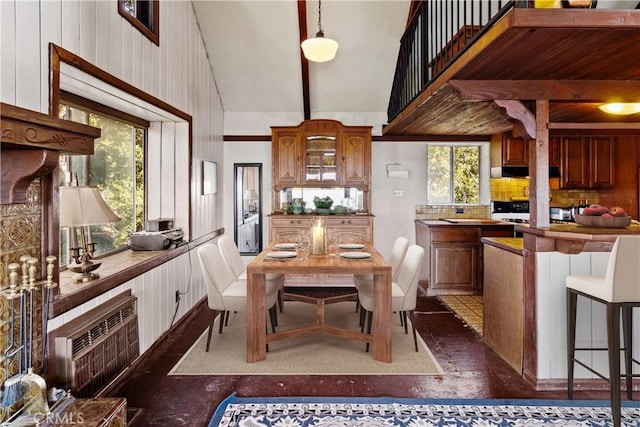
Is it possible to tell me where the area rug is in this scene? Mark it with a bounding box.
[208,394,640,426]
[169,300,443,375]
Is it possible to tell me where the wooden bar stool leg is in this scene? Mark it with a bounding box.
[567,288,578,399]
[623,305,634,400]
[607,303,622,427]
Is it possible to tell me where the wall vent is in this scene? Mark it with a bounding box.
[53,291,139,397]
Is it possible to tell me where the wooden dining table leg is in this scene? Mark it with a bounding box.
[372,270,392,362]
[246,271,267,362]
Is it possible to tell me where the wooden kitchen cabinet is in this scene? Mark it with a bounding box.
[501,132,529,166]
[501,132,561,168]
[415,221,514,295]
[271,120,372,190]
[269,215,373,286]
[560,135,614,189]
[549,137,560,167]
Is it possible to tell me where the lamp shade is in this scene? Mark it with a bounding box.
[60,186,121,227]
[244,189,258,200]
[302,35,339,63]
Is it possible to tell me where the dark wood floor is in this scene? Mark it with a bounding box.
[111,290,609,427]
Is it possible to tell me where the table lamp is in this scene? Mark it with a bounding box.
[60,185,120,283]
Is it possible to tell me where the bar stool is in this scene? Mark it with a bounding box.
[566,235,640,427]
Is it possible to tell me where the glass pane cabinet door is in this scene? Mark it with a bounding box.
[305,134,337,182]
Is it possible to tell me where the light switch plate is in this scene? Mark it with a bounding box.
[392,189,405,197]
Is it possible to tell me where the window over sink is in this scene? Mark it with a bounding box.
[427,143,489,205]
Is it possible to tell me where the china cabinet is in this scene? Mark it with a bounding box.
[271,119,372,190]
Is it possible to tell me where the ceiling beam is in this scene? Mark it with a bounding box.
[297,0,311,120]
[448,80,640,102]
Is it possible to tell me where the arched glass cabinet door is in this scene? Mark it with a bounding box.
[234,163,262,255]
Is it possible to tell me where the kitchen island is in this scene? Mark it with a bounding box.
[481,237,524,374]
[503,223,640,390]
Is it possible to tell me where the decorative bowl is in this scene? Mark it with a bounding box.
[313,196,333,209]
[574,214,631,228]
[291,206,304,215]
[315,208,331,215]
[333,205,347,215]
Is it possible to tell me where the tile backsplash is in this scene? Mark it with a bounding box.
[415,204,491,220]
[414,177,602,219]
[490,177,530,201]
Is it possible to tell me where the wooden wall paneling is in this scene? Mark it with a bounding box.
[131,275,148,352]
[132,30,143,91]
[1,0,16,104]
[15,0,40,111]
[61,1,80,62]
[161,121,176,220]
[95,0,110,71]
[146,121,162,220]
[141,35,151,95]
[121,20,134,85]
[40,1,62,113]
[175,122,190,237]
[108,0,123,79]
[79,0,96,65]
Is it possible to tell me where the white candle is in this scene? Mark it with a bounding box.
[311,220,325,254]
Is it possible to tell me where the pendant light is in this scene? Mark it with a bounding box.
[301,0,339,63]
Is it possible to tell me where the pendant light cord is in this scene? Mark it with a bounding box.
[317,0,325,35]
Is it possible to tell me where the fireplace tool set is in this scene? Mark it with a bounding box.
[1,255,57,423]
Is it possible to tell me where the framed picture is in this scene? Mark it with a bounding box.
[202,161,217,195]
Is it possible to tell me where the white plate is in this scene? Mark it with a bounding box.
[338,243,365,249]
[274,243,297,250]
[339,251,371,259]
[266,251,297,259]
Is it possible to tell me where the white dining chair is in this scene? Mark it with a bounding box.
[354,236,409,324]
[354,236,409,289]
[357,244,424,352]
[197,243,279,352]
[218,235,285,311]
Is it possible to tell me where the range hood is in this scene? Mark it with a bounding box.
[491,166,560,178]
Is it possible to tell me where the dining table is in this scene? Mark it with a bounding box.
[245,242,392,363]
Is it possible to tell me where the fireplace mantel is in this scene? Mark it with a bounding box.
[1,102,100,204]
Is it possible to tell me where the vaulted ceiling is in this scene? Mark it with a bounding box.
[191,0,411,135]
[191,1,640,138]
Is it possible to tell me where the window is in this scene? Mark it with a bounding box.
[427,145,480,204]
[119,0,159,45]
[58,101,146,266]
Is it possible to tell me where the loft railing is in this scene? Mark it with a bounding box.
[387,0,520,123]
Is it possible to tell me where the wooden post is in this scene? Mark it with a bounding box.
[530,100,550,228]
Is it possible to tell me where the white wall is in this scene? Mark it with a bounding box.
[223,142,274,252]
[2,0,223,352]
[223,139,432,261]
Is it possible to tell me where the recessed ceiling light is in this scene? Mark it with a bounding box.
[598,103,640,116]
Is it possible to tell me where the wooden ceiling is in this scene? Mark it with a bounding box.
[383,8,640,136]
